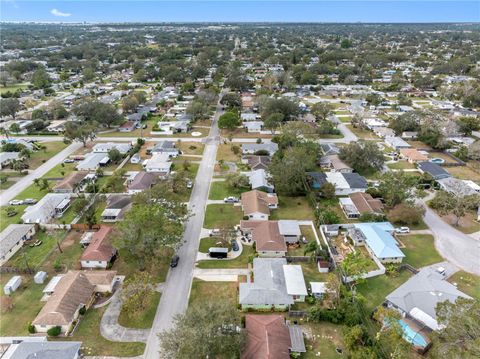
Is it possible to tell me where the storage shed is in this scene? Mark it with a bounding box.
[4,276,22,295]
[34,271,47,284]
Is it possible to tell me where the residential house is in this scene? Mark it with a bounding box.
[399,148,428,163]
[150,140,180,157]
[0,152,20,169]
[76,153,109,171]
[118,121,136,132]
[242,143,278,156]
[127,171,158,194]
[239,258,307,310]
[436,177,478,197]
[92,142,132,155]
[241,190,278,220]
[143,153,172,175]
[385,267,471,331]
[0,224,36,266]
[100,195,132,222]
[308,172,368,195]
[417,162,451,180]
[374,127,395,138]
[32,270,116,333]
[21,193,71,224]
[244,121,264,133]
[242,155,271,171]
[130,153,141,164]
[320,143,340,156]
[401,131,418,140]
[241,113,258,121]
[53,171,89,193]
[0,338,81,359]
[340,192,384,219]
[319,155,352,173]
[80,226,117,269]
[247,169,274,193]
[348,222,405,263]
[385,136,411,151]
[242,314,306,359]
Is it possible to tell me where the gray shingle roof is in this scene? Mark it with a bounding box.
[342,173,368,189]
[418,162,451,180]
[7,341,81,359]
[0,224,35,259]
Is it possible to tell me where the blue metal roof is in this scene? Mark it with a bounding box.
[354,222,405,259]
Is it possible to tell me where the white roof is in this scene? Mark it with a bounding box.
[0,152,20,164]
[43,275,64,293]
[310,282,327,294]
[326,172,349,189]
[21,193,71,224]
[101,208,122,217]
[278,220,301,236]
[409,307,441,331]
[283,265,307,296]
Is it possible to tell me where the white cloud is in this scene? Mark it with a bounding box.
[50,9,71,17]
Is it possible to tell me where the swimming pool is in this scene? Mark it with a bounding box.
[429,158,445,164]
[398,319,428,348]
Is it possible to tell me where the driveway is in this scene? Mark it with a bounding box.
[143,99,223,358]
[0,142,82,206]
[420,200,480,275]
[193,268,250,282]
[100,290,150,343]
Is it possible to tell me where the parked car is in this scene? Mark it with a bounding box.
[395,226,410,234]
[63,158,75,163]
[223,196,239,203]
[186,180,193,189]
[23,198,37,205]
[8,200,23,206]
[208,229,221,237]
[170,255,180,268]
[231,239,239,251]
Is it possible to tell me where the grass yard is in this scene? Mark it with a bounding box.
[0,180,15,190]
[176,141,205,156]
[28,142,68,169]
[0,274,45,335]
[42,162,76,179]
[204,204,243,228]
[356,270,412,313]
[406,141,431,150]
[301,322,346,359]
[0,82,29,94]
[0,205,26,231]
[62,306,145,357]
[387,161,416,170]
[42,231,83,274]
[208,181,245,200]
[300,261,330,284]
[15,183,50,201]
[345,124,378,140]
[6,230,67,270]
[270,196,315,220]
[447,163,480,182]
[120,162,143,172]
[189,279,237,307]
[447,271,480,301]
[118,291,161,329]
[198,237,230,253]
[399,234,442,269]
[196,245,254,269]
[216,143,242,162]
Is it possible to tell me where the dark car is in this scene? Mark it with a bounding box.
[170,255,180,268]
[231,240,239,252]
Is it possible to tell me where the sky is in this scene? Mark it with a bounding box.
[1,1,479,23]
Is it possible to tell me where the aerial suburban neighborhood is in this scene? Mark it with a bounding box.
[0,1,479,359]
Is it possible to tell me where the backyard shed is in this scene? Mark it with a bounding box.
[4,276,22,295]
[34,271,47,284]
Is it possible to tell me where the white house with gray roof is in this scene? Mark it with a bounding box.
[242,143,278,156]
[0,152,20,169]
[385,267,471,331]
[92,142,132,155]
[1,338,81,359]
[21,194,71,224]
[247,169,275,193]
[0,224,36,265]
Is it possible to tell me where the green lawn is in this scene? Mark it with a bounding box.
[42,162,77,179]
[0,205,26,231]
[28,142,68,169]
[270,196,315,220]
[448,271,480,302]
[0,82,29,94]
[301,322,346,359]
[356,270,412,313]
[189,279,237,307]
[6,230,67,270]
[61,306,145,357]
[0,275,45,335]
[177,141,205,156]
[0,180,15,190]
[15,183,50,201]
[118,291,161,329]
[399,234,443,269]
[198,237,230,253]
[196,245,254,269]
[387,161,416,170]
[204,204,243,228]
[208,181,245,200]
[42,232,84,274]
[300,261,330,284]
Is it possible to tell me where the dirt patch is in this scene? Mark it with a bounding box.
[62,231,82,248]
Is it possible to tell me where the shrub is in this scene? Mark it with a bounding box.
[79,306,86,315]
[28,323,36,334]
[47,326,62,337]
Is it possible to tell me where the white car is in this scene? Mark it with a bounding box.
[395,227,410,234]
[8,200,24,206]
[223,196,239,203]
[208,229,221,237]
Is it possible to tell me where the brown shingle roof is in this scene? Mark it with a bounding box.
[128,171,157,191]
[240,220,286,252]
[80,226,116,262]
[53,171,89,191]
[242,314,291,359]
[241,190,278,216]
[400,148,428,162]
[349,192,384,214]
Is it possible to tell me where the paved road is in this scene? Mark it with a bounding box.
[324,114,358,144]
[420,199,480,275]
[0,142,82,206]
[142,101,222,359]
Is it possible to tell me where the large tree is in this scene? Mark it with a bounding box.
[311,102,333,121]
[73,100,123,128]
[259,97,300,122]
[159,301,245,359]
[64,121,97,147]
[429,190,479,227]
[377,171,418,207]
[218,111,240,130]
[339,141,384,174]
[32,68,51,89]
[0,98,20,120]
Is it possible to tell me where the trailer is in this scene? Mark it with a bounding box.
[4,276,22,295]
[208,247,228,259]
